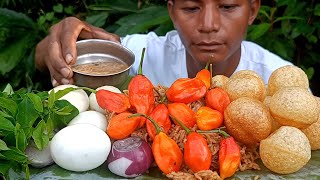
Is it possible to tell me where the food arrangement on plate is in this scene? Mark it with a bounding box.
[2,47,319,179]
[23,57,319,180]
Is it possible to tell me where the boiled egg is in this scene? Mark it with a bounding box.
[50,124,111,172]
[49,84,89,113]
[68,110,108,131]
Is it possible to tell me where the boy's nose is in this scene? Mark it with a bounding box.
[198,7,221,33]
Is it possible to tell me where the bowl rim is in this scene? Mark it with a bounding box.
[73,39,135,77]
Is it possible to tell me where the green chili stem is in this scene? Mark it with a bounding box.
[210,63,213,88]
[169,115,191,134]
[204,60,210,70]
[76,87,96,94]
[129,113,161,134]
[138,48,146,75]
[197,128,230,137]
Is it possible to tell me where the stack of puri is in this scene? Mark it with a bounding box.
[217,66,320,175]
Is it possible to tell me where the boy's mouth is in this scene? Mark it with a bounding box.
[195,41,223,51]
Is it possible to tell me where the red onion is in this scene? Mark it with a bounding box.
[107,136,153,178]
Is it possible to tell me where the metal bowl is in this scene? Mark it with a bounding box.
[72,39,135,89]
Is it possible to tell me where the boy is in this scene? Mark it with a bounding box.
[35,0,292,87]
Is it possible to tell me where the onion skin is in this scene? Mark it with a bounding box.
[107,137,153,178]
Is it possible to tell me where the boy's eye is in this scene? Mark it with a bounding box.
[219,4,237,10]
[182,7,200,13]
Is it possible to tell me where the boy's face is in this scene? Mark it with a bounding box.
[168,0,260,65]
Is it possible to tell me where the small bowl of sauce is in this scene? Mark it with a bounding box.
[72,39,135,89]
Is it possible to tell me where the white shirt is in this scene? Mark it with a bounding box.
[121,30,293,87]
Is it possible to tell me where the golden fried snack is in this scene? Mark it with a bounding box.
[263,96,281,133]
[211,74,229,89]
[224,97,272,146]
[260,126,311,174]
[224,70,266,102]
[269,87,319,129]
[267,65,309,96]
[302,96,320,150]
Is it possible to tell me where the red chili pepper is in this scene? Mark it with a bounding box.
[168,103,196,128]
[128,48,155,127]
[195,62,211,90]
[166,78,207,104]
[131,113,183,174]
[171,115,212,172]
[96,89,131,113]
[146,104,171,140]
[205,87,231,114]
[219,137,241,180]
[196,106,223,130]
[107,112,140,140]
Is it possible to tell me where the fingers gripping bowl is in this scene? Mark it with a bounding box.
[72,39,135,89]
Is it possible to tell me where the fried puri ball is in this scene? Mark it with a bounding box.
[224,97,272,146]
[269,87,319,129]
[263,96,281,132]
[211,74,229,89]
[260,126,311,174]
[224,70,266,102]
[267,65,309,96]
[302,96,320,150]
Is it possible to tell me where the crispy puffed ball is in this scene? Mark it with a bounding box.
[224,70,266,102]
[269,87,319,129]
[260,126,311,174]
[224,97,272,146]
[263,96,281,133]
[211,74,229,89]
[267,65,309,96]
[302,96,320,150]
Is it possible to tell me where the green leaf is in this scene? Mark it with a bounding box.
[0,8,37,75]
[0,160,11,177]
[64,6,74,15]
[274,16,303,23]
[88,0,138,13]
[32,120,49,150]
[115,6,170,36]
[86,12,109,27]
[315,4,320,16]
[53,3,63,13]
[52,100,79,127]
[16,97,39,130]
[1,147,27,163]
[48,90,55,109]
[0,8,35,29]
[0,139,9,151]
[247,23,271,40]
[14,123,27,151]
[45,12,54,21]
[0,115,15,133]
[54,87,77,101]
[273,41,289,59]
[0,97,17,116]
[0,33,36,75]
[2,84,13,95]
[27,93,43,113]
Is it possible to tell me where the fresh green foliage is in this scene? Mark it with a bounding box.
[0,84,79,179]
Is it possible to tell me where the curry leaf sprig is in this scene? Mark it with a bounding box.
[0,84,80,179]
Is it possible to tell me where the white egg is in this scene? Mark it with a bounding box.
[25,141,54,168]
[89,85,122,114]
[68,110,108,131]
[50,124,111,172]
[49,84,89,113]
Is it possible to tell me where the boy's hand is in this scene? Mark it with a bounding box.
[35,17,120,86]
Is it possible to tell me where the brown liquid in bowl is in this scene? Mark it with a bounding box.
[72,61,129,75]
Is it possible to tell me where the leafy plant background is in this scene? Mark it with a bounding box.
[0,0,319,96]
